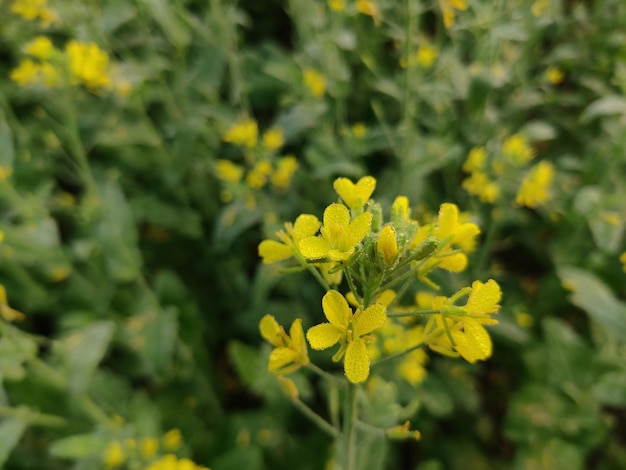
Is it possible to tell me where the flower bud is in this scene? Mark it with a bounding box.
[377,225,398,266]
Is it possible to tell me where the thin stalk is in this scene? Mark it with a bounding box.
[388,308,441,318]
[371,341,425,368]
[0,406,66,428]
[291,397,339,438]
[306,363,344,384]
[344,382,358,470]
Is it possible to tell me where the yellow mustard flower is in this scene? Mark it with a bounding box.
[103,441,125,468]
[352,123,367,138]
[369,321,428,386]
[386,421,422,441]
[620,251,626,272]
[260,315,309,375]
[502,134,534,167]
[439,0,468,29]
[545,66,564,85]
[147,454,210,470]
[0,285,25,322]
[515,161,554,208]
[532,0,550,17]
[333,175,376,211]
[356,0,381,25]
[515,312,534,328]
[262,127,285,151]
[299,203,372,261]
[462,171,500,204]
[258,214,321,263]
[24,36,54,59]
[462,147,487,172]
[162,429,182,451]
[415,45,438,68]
[246,160,273,189]
[377,225,398,267]
[411,203,480,272]
[10,0,58,26]
[10,59,41,86]
[140,437,158,458]
[428,280,501,363]
[223,118,258,148]
[215,160,244,184]
[271,155,298,191]
[65,40,112,91]
[307,290,386,383]
[303,69,326,98]
[328,0,346,12]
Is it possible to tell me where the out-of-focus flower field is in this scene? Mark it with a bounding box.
[1,0,626,468]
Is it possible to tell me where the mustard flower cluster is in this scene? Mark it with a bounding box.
[103,428,209,469]
[10,0,58,27]
[462,135,555,208]
[217,118,298,206]
[259,176,502,386]
[10,36,129,95]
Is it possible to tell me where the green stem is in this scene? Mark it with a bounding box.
[291,396,339,438]
[344,382,358,470]
[475,214,499,275]
[388,308,441,318]
[371,342,424,367]
[0,406,66,428]
[306,363,344,384]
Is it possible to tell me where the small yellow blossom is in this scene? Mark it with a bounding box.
[299,203,372,261]
[10,59,42,86]
[333,176,376,211]
[0,285,26,322]
[0,167,13,181]
[260,315,309,375]
[515,312,534,328]
[411,203,480,272]
[391,196,410,223]
[262,127,285,151]
[328,0,346,11]
[439,0,468,29]
[246,160,273,189]
[215,160,244,184]
[223,118,258,148]
[103,441,125,468]
[356,0,381,24]
[162,429,182,451]
[502,134,535,167]
[377,225,398,266]
[24,36,54,59]
[386,421,421,441]
[620,252,626,272]
[416,45,438,68]
[428,280,501,363]
[307,290,386,383]
[271,155,298,191]
[303,69,326,98]
[65,40,112,91]
[352,123,367,138]
[10,0,58,26]
[258,213,321,263]
[545,66,564,85]
[515,161,555,208]
[463,147,487,172]
[147,454,210,470]
[139,437,158,458]
[532,0,550,17]
[462,171,500,204]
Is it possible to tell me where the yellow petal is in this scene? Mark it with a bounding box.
[307,323,342,350]
[258,240,292,263]
[377,225,398,265]
[344,339,370,383]
[328,247,354,261]
[299,236,330,259]
[347,212,373,246]
[465,280,501,314]
[437,203,459,239]
[333,176,376,210]
[454,318,492,362]
[269,347,299,372]
[289,319,309,361]
[259,314,284,346]
[354,303,386,337]
[452,222,480,245]
[322,290,351,328]
[438,252,468,272]
[292,214,321,241]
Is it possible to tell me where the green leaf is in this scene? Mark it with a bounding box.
[557,266,626,340]
[580,95,626,122]
[0,417,28,466]
[56,321,115,394]
[138,0,190,49]
[49,433,103,459]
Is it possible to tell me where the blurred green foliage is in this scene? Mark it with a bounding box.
[1,0,625,468]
